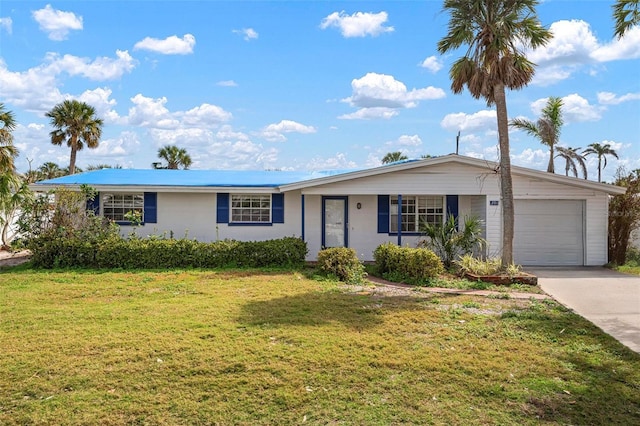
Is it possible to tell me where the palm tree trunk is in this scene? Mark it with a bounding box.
[494,83,515,266]
[69,136,78,175]
[597,156,602,182]
[547,145,555,173]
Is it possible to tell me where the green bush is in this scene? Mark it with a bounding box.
[455,254,522,278]
[373,242,444,284]
[31,235,307,269]
[316,247,367,284]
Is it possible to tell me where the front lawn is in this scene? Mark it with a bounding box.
[1,269,638,424]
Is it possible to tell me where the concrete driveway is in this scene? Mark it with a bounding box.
[527,267,640,353]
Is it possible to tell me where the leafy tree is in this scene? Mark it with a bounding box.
[608,168,640,265]
[510,96,563,173]
[46,100,103,175]
[86,164,122,171]
[555,146,587,179]
[381,151,408,164]
[155,145,192,169]
[613,0,640,38]
[437,0,551,265]
[584,142,619,182]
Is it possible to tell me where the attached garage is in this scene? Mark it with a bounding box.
[514,199,585,266]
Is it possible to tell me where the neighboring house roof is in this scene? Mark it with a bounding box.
[31,155,626,195]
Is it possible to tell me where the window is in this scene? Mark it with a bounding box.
[231,194,271,223]
[103,193,144,222]
[390,196,444,233]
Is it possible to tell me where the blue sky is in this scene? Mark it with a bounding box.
[0,1,638,181]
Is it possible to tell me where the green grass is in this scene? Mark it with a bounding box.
[1,268,639,425]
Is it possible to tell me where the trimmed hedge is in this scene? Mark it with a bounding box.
[373,242,444,284]
[30,236,308,269]
[316,247,367,284]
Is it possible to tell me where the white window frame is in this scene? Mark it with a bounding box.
[390,195,444,233]
[230,194,272,223]
[102,193,144,222]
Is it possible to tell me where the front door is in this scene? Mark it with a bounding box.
[322,196,348,248]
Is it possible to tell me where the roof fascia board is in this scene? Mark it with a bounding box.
[29,184,279,194]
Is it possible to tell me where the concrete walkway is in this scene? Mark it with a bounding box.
[526,267,640,353]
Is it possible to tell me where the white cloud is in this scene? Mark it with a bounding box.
[530,94,601,122]
[305,153,357,170]
[528,20,640,85]
[320,11,394,38]
[338,107,398,120]
[46,50,136,81]
[440,110,497,132]
[134,34,196,55]
[386,134,422,147]
[0,58,63,112]
[233,28,258,41]
[597,91,640,105]
[216,80,238,87]
[0,17,12,34]
[86,131,140,159]
[260,120,317,142]
[419,56,443,73]
[32,4,83,41]
[180,104,233,126]
[340,73,445,119]
[77,87,119,123]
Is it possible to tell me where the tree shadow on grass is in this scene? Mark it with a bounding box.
[236,289,435,331]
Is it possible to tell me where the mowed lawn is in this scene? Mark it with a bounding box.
[1,269,639,425]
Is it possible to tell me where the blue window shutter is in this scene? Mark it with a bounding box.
[86,193,100,215]
[217,193,229,223]
[272,193,284,223]
[446,195,459,230]
[144,192,157,223]
[378,195,390,233]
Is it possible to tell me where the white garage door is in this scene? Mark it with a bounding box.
[514,200,584,266]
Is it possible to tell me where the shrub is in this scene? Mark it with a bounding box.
[419,215,485,268]
[455,254,522,278]
[373,243,444,284]
[316,247,366,284]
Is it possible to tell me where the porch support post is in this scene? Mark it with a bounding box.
[397,194,402,246]
[301,194,305,241]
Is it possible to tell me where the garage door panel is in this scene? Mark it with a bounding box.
[514,200,584,266]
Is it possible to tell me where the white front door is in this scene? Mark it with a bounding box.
[323,197,348,248]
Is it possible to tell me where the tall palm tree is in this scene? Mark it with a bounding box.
[381,151,408,164]
[510,96,563,173]
[555,146,587,179]
[46,100,103,175]
[437,0,551,265]
[156,145,192,169]
[613,0,640,38]
[0,103,18,173]
[583,142,619,182]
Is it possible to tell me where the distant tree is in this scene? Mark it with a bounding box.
[437,0,552,266]
[86,164,122,171]
[510,96,564,173]
[156,145,192,169]
[381,151,408,164]
[584,142,619,182]
[613,0,640,38]
[46,100,103,175]
[23,170,43,184]
[421,154,432,159]
[555,146,587,179]
[38,162,65,180]
[609,168,640,265]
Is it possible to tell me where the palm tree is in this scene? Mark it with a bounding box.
[437,0,551,266]
[46,100,103,175]
[38,162,65,180]
[0,103,18,173]
[613,0,640,38]
[555,146,587,179]
[510,96,563,173]
[583,142,619,182]
[381,151,408,164]
[156,145,192,169]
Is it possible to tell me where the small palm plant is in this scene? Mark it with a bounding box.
[419,215,486,268]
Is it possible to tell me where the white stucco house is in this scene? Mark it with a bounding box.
[32,155,625,266]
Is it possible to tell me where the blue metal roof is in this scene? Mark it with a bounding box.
[34,168,356,188]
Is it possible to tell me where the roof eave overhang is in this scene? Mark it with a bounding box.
[29,184,281,193]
